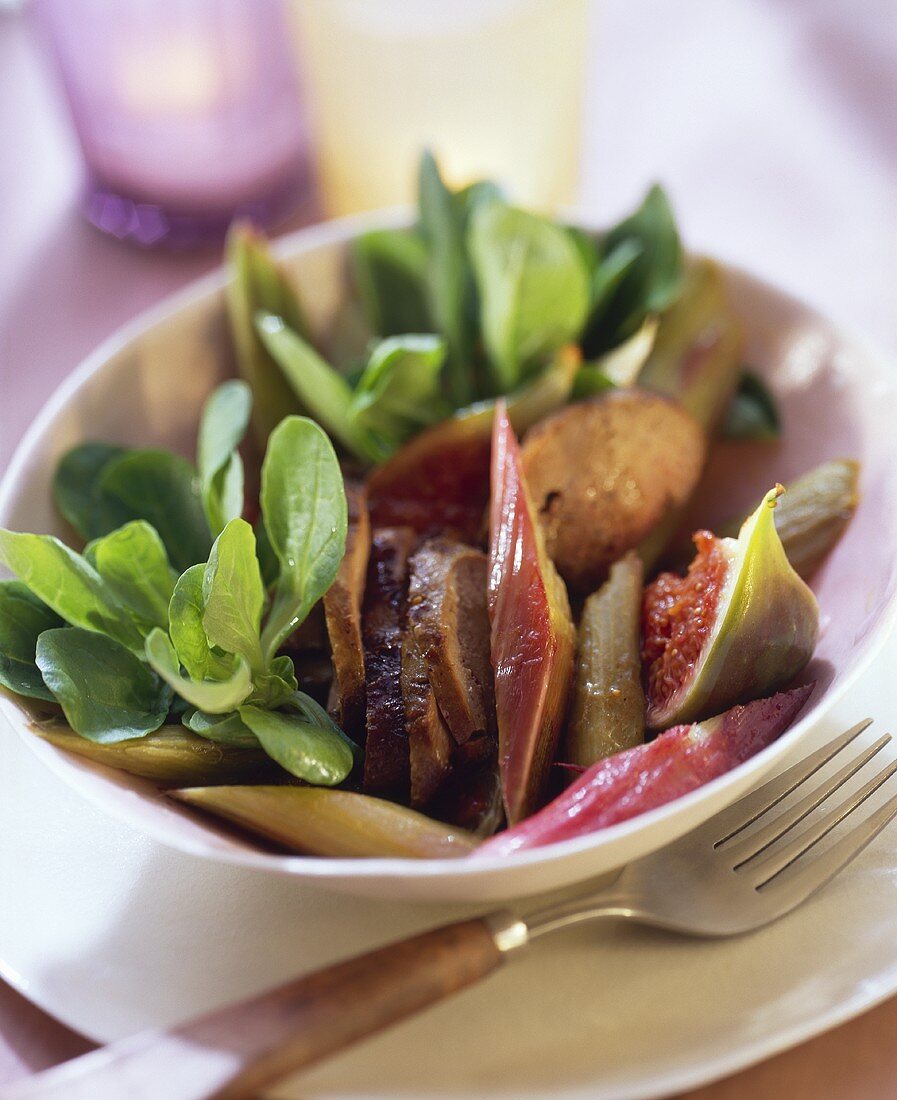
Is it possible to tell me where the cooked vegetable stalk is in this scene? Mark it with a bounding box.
[477,684,813,855]
[563,552,646,767]
[173,786,477,859]
[716,459,860,581]
[33,721,284,786]
[225,223,308,447]
[489,402,575,824]
[643,488,819,730]
[637,257,744,431]
[367,344,580,542]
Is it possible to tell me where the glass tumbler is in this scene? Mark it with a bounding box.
[288,0,589,217]
[31,0,313,247]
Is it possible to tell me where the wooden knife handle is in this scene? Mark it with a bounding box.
[2,917,511,1100]
[209,916,505,1098]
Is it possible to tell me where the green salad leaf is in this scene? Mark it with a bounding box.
[182,707,259,747]
[468,199,591,391]
[197,379,252,537]
[201,519,267,675]
[723,371,781,440]
[583,184,684,354]
[36,628,171,743]
[259,417,348,660]
[349,335,450,449]
[98,450,212,573]
[52,442,129,542]
[167,564,234,682]
[0,581,62,701]
[87,521,177,634]
[226,223,307,446]
[255,312,383,464]
[351,227,433,337]
[239,695,356,785]
[0,530,145,653]
[248,653,299,710]
[145,628,252,714]
[418,150,474,404]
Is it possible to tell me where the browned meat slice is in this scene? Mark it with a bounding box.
[406,538,494,744]
[361,526,416,799]
[400,626,454,808]
[323,482,371,739]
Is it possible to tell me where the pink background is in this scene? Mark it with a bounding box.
[1,0,896,1091]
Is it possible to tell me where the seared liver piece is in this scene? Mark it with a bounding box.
[406,538,495,744]
[400,626,454,808]
[520,390,706,593]
[361,526,417,799]
[323,482,371,739]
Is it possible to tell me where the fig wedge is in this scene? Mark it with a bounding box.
[477,684,813,855]
[564,552,646,767]
[637,257,744,432]
[173,786,477,859]
[521,390,706,592]
[643,487,819,730]
[716,458,860,581]
[361,526,416,799]
[489,402,575,824]
[33,721,284,786]
[367,345,580,543]
[407,538,494,744]
[323,482,371,737]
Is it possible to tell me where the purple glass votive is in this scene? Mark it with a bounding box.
[31,0,313,247]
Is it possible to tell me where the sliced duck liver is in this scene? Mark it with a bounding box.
[400,626,454,808]
[406,538,495,744]
[361,526,416,799]
[323,482,370,739]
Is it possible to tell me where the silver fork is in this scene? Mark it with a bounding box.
[6,721,897,1100]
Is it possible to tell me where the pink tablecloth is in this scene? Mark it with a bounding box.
[1,0,895,1091]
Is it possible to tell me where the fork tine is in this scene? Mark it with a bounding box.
[752,786,897,910]
[727,733,892,867]
[712,719,873,848]
[743,757,897,888]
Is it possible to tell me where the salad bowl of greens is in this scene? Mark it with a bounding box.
[2,154,897,903]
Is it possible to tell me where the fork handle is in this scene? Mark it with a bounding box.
[2,915,524,1100]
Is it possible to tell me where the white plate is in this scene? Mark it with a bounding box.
[2,209,897,903]
[4,629,897,1099]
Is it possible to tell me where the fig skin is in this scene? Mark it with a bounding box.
[476,683,813,856]
[488,402,575,825]
[644,487,820,731]
[520,390,706,593]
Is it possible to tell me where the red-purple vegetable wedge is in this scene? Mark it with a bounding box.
[476,683,813,857]
[488,401,575,825]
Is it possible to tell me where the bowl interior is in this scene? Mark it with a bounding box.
[2,214,896,903]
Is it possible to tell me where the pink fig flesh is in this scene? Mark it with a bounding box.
[476,683,813,857]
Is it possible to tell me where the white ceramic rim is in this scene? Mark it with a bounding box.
[2,207,897,888]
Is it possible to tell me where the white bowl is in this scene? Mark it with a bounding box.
[2,210,897,903]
